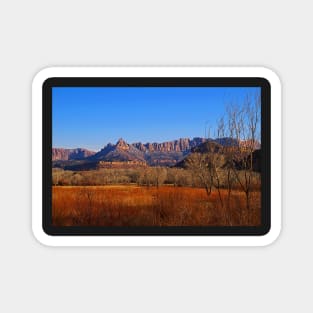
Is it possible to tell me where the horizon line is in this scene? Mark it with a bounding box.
[52,136,259,151]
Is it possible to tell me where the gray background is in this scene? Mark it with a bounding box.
[0,0,311,312]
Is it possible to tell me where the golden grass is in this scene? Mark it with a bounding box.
[52,185,261,227]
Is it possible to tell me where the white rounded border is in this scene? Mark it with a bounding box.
[32,66,281,246]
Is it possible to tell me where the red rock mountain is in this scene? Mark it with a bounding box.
[53,137,260,168]
[52,148,96,161]
[90,138,146,162]
[86,138,208,166]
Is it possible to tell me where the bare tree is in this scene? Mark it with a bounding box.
[151,167,167,188]
[216,116,238,224]
[226,91,261,223]
[185,152,213,197]
[139,167,154,187]
[52,168,63,186]
[167,168,180,186]
[190,90,261,225]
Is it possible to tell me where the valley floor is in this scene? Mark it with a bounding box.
[52,185,261,227]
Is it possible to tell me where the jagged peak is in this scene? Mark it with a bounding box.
[116,138,129,150]
[116,137,127,144]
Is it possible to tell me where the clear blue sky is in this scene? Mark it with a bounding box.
[52,86,260,151]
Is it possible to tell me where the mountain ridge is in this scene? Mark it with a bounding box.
[52,137,208,161]
[53,137,260,169]
[52,148,96,161]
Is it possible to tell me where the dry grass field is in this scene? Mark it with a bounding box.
[52,185,261,226]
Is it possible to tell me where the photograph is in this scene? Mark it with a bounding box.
[52,86,261,227]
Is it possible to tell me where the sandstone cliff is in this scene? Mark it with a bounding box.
[132,137,207,153]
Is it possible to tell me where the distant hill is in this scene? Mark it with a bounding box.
[52,148,96,161]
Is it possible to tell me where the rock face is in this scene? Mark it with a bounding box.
[239,139,261,150]
[133,137,207,153]
[52,148,96,161]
